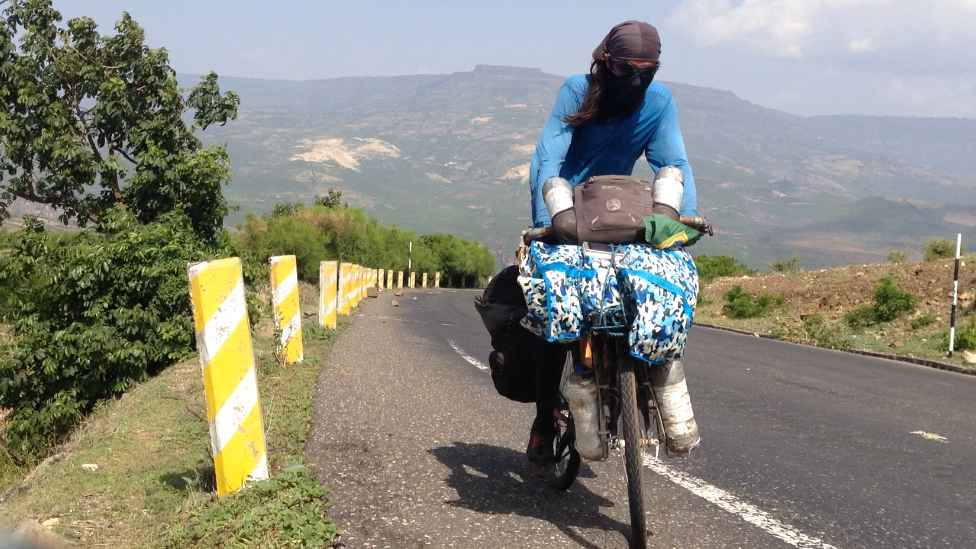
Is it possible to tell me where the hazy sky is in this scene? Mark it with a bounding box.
[49,0,976,118]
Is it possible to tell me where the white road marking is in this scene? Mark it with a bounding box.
[643,454,838,549]
[910,430,948,443]
[447,340,489,372]
[456,337,837,547]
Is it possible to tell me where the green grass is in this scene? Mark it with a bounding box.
[0,288,349,547]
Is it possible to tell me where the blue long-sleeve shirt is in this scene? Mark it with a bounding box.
[530,75,698,227]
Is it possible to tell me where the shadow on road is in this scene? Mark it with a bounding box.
[429,442,631,549]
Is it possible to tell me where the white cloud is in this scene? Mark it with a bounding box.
[669,0,976,70]
[848,38,876,53]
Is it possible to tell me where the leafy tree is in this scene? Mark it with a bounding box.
[0,212,216,461]
[0,0,239,240]
[237,195,495,284]
[314,188,347,209]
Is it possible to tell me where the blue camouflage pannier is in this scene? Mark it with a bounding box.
[517,242,584,342]
[616,245,699,365]
[518,241,699,364]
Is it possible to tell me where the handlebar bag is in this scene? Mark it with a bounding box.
[574,175,655,244]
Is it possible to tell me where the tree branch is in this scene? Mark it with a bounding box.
[117,147,137,166]
[107,144,122,206]
[67,84,103,165]
[0,176,59,205]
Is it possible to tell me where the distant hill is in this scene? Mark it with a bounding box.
[184,66,976,268]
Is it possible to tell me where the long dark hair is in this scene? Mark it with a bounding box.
[563,60,657,127]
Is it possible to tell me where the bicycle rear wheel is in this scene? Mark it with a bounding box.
[617,341,648,548]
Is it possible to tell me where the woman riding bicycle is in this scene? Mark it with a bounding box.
[525,19,699,475]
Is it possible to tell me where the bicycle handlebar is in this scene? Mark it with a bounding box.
[520,216,713,245]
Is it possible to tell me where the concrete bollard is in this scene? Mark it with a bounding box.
[339,262,354,315]
[422,273,428,288]
[270,255,303,364]
[187,257,268,497]
[386,269,394,290]
[397,271,404,289]
[378,269,385,290]
[319,261,338,330]
[409,271,416,289]
[435,272,441,288]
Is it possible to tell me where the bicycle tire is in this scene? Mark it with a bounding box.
[549,411,581,491]
[618,344,648,548]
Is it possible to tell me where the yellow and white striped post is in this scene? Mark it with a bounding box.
[372,269,378,289]
[319,261,338,330]
[386,270,394,290]
[187,258,268,498]
[270,255,303,364]
[349,263,357,309]
[356,265,366,305]
[409,271,416,289]
[353,265,362,306]
[378,269,386,290]
[339,262,353,315]
[358,265,365,302]
[435,272,441,288]
[397,271,404,289]
[422,273,428,288]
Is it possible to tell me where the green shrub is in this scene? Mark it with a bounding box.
[843,276,918,330]
[923,238,964,261]
[0,213,218,462]
[844,305,878,331]
[910,314,935,330]
[886,249,909,263]
[693,255,754,283]
[722,285,784,318]
[873,276,918,322]
[801,314,852,351]
[769,254,800,273]
[943,321,976,352]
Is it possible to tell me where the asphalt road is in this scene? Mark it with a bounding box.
[307,289,976,548]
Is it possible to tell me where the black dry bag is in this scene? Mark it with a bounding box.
[473,265,537,403]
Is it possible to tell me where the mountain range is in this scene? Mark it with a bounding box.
[190,65,976,268]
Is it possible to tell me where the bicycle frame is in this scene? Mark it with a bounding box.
[570,336,666,462]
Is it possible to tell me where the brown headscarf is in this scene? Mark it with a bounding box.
[592,20,661,64]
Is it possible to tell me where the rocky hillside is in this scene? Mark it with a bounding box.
[188,66,976,268]
[695,256,975,368]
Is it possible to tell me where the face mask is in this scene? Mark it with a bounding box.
[605,70,654,106]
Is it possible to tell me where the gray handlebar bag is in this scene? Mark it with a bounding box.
[574,175,654,244]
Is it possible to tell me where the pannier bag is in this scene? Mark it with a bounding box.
[474,265,537,402]
[518,241,699,365]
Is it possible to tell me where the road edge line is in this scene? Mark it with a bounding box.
[692,322,974,376]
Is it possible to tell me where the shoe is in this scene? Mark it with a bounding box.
[525,418,556,476]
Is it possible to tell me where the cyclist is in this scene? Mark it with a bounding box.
[525,19,699,475]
